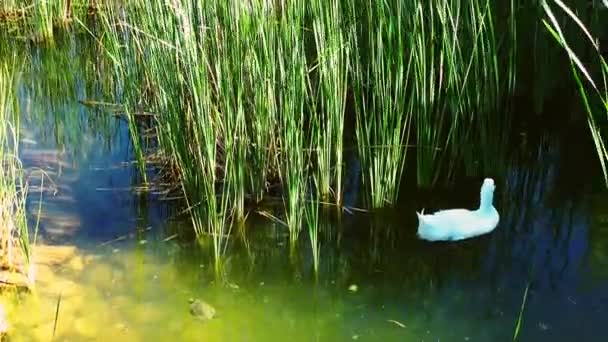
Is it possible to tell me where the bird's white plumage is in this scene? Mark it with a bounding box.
[416,178,499,241]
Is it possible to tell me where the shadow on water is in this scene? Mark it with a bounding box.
[1,28,607,342]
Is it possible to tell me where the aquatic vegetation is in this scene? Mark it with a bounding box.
[512,283,530,341]
[9,0,600,268]
[304,193,320,277]
[100,0,214,256]
[0,0,601,209]
[89,0,525,248]
[541,0,608,186]
[412,0,507,186]
[0,0,99,39]
[3,2,608,341]
[350,0,516,205]
[351,0,413,208]
[0,62,32,280]
[275,0,309,242]
[245,6,280,205]
[310,0,352,205]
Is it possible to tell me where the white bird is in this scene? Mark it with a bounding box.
[416,178,500,241]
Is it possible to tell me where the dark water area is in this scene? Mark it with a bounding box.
[2,32,608,341]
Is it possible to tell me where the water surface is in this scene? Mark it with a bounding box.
[2,33,608,342]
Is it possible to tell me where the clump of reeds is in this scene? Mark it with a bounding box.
[350,0,511,204]
[99,0,249,269]
[310,0,352,205]
[0,0,56,39]
[411,0,506,186]
[351,0,413,208]
[276,1,309,243]
[542,0,608,185]
[0,0,100,41]
[244,3,280,205]
[93,0,521,267]
[0,62,32,281]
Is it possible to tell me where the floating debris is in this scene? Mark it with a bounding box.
[538,322,551,331]
[387,319,406,328]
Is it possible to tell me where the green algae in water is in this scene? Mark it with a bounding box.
[0,241,499,341]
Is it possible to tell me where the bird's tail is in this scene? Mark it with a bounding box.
[416,209,426,237]
[416,208,425,221]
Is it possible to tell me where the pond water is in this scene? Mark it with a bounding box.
[2,36,608,342]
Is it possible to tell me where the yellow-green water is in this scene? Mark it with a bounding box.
[2,243,422,341]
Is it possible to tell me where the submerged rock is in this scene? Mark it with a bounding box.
[188,298,216,321]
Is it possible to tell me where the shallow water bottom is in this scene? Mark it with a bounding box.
[0,241,520,342]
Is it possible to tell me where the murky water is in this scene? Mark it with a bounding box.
[2,34,608,342]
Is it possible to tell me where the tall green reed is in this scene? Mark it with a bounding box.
[277,0,309,243]
[98,0,321,268]
[207,2,251,223]
[456,0,511,179]
[542,0,608,185]
[100,1,235,270]
[352,0,413,208]
[310,0,351,205]
[245,3,279,205]
[35,0,55,39]
[412,0,504,186]
[512,282,530,341]
[1,0,95,38]
[1,0,60,39]
[0,62,32,277]
[91,0,523,255]
[304,194,320,277]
